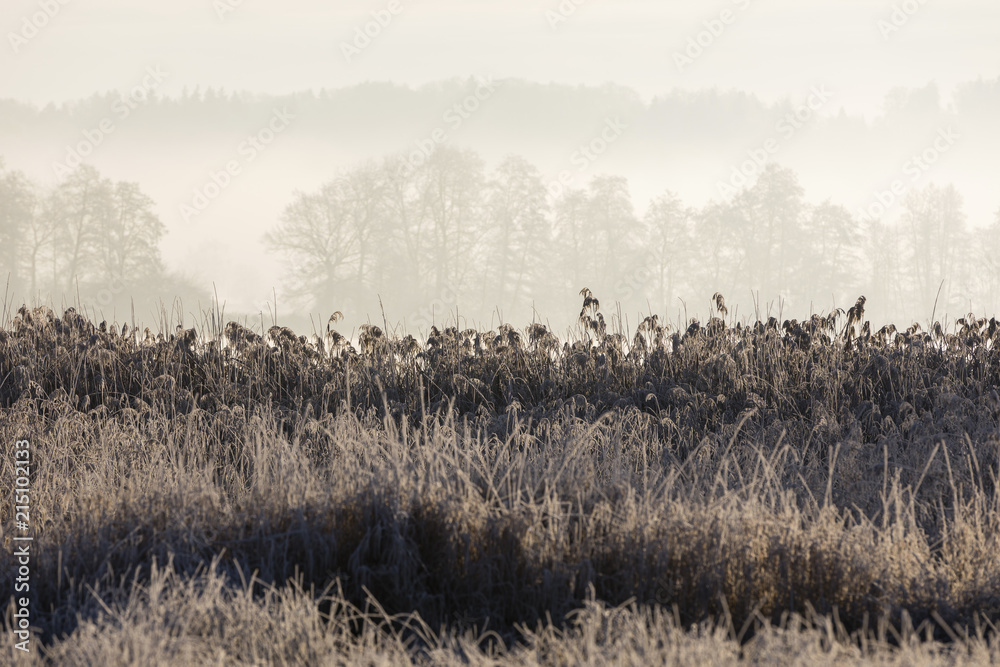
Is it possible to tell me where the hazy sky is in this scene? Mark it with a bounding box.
[2,0,998,325]
[3,0,998,117]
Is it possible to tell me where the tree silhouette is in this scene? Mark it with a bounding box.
[731,163,804,300]
[585,175,639,290]
[48,165,112,292]
[797,200,861,308]
[643,190,692,312]
[0,158,36,291]
[901,183,969,315]
[482,155,550,312]
[380,153,426,295]
[861,219,905,324]
[975,207,1000,310]
[99,181,165,284]
[693,199,742,299]
[413,146,485,294]
[0,159,171,305]
[265,175,369,311]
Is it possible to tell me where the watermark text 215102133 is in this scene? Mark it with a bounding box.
[12,438,33,653]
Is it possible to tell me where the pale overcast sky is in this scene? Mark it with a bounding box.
[2,0,998,116]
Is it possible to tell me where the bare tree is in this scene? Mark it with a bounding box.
[266,183,360,310]
[265,159,393,311]
[482,155,549,312]
[861,219,906,324]
[730,163,804,300]
[20,191,53,297]
[379,154,426,295]
[586,175,639,291]
[693,199,743,301]
[797,200,861,308]
[643,190,692,313]
[552,186,591,293]
[901,183,969,315]
[413,146,485,294]
[973,207,1000,313]
[48,164,113,292]
[98,181,166,285]
[340,161,387,303]
[0,158,37,291]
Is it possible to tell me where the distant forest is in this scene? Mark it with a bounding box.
[1,77,999,328]
[2,149,998,331]
[263,148,1000,328]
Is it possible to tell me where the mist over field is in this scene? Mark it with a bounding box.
[3,2,1000,664]
[1,0,998,334]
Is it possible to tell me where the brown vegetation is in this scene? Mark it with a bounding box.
[1,294,999,664]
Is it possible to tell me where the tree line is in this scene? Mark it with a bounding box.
[2,150,997,326]
[0,158,202,309]
[265,146,1000,327]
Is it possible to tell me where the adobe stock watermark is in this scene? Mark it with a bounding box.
[673,0,753,73]
[52,66,169,179]
[877,0,930,40]
[7,0,71,54]
[856,126,959,223]
[213,0,246,21]
[615,252,656,301]
[12,437,33,653]
[716,85,833,198]
[179,108,295,224]
[545,0,591,30]
[406,76,501,169]
[340,0,406,63]
[547,117,628,199]
[94,273,127,307]
[409,282,461,333]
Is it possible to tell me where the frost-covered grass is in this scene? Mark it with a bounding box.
[2,297,999,664]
